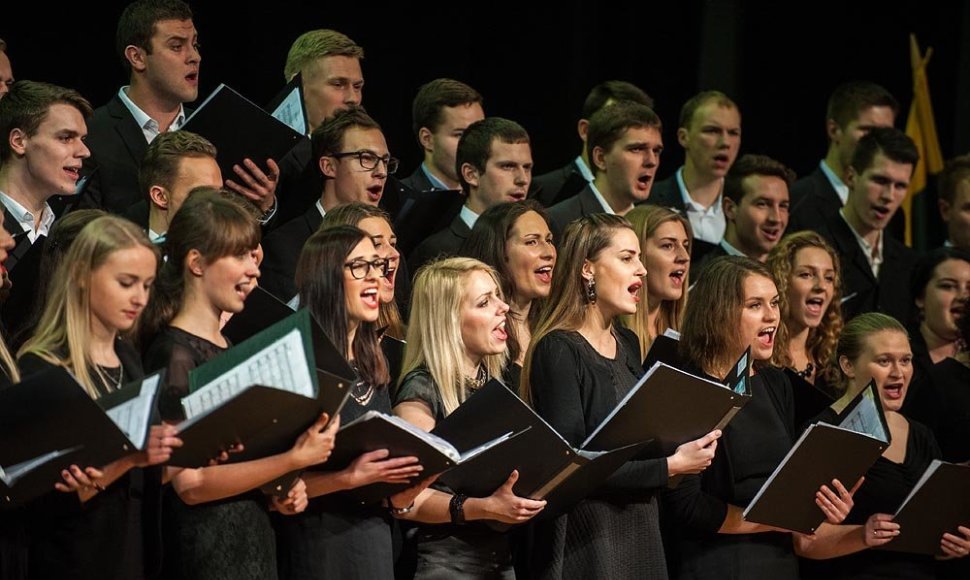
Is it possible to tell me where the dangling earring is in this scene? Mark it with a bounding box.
[584,277,597,304]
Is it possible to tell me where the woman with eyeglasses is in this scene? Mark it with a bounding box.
[318,203,407,340]
[141,190,336,580]
[275,226,429,580]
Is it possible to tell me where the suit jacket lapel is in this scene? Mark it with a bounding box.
[107,95,150,171]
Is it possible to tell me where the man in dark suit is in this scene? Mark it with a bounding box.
[409,118,532,273]
[693,155,794,279]
[261,106,395,300]
[808,128,920,322]
[531,80,653,208]
[937,154,970,251]
[392,79,484,253]
[788,81,902,239]
[648,91,741,244]
[0,81,92,333]
[274,28,365,227]
[546,102,662,240]
[81,0,276,216]
[125,130,221,241]
[402,79,484,194]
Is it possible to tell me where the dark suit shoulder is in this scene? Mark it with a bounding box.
[408,216,469,275]
[260,205,322,301]
[530,161,587,208]
[644,174,683,211]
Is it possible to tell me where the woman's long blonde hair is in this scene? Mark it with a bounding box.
[622,205,692,360]
[19,216,158,398]
[400,257,508,415]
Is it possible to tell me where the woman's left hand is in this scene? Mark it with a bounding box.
[271,478,309,516]
[817,477,863,524]
[940,526,970,559]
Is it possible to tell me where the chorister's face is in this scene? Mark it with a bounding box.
[505,210,556,302]
[303,55,364,131]
[89,246,157,334]
[459,269,510,360]
[738,274,780,362]
[642,220,690,303]
[840,330,913,413]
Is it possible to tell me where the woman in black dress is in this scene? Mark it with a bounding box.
[141,191,335,580]
[16,216,181,580]
[460,200,556,389]
[521,214,723,580]
[766,232,843,425]
[902,248,970,441]
[663,256,855,580]
[393,256,547,579]
[274,225,427,580]
[797,313,970,579]
[0,220,25,580]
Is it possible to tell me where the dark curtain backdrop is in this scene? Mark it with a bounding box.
[4,1,967,242]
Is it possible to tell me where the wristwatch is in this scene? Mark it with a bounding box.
[387,498,414,515]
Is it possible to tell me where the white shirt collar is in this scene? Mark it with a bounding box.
[675,166,723,214]
[819,160,850,206]
[719,238,746,257]
[574,156,594,183]
[0,191,54,243]
[588,181,616,214]
[117,86,187,143]
[840,208,883,277]
[459,205,480,230]
[315,199,327,220]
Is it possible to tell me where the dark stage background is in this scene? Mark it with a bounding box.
[4,1,969,243]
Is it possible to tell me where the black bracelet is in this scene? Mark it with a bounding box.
[449,493,468,524]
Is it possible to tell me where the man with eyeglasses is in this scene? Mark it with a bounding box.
[261,106,397,301]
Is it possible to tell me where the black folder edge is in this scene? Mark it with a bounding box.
[221,286,297,346]
[182,83,304,179]
[0,368,163,507]
[581,362,749,453]
[836,379,891,444]
[265,72,308,136]
[742,381,889,534]
[722,347,753,396]
[742,423,887,534]
[877,460,970,555]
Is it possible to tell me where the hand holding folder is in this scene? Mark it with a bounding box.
[0,369,165,507]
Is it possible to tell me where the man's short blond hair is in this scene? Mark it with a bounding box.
[283,29,364,82]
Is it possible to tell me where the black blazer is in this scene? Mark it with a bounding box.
[78,95,153,213]
[408,214,471,276]
[395,167,463,255]
[546,184,604,242]
[260,203,323,301]
[644,172,685,212]
[271,137,321,230]
[811,207,917,322]
[530,160,589,208]
[1,210,42,338]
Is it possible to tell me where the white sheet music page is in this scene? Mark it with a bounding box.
[106,374,161,448]
[181,328,314,420]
